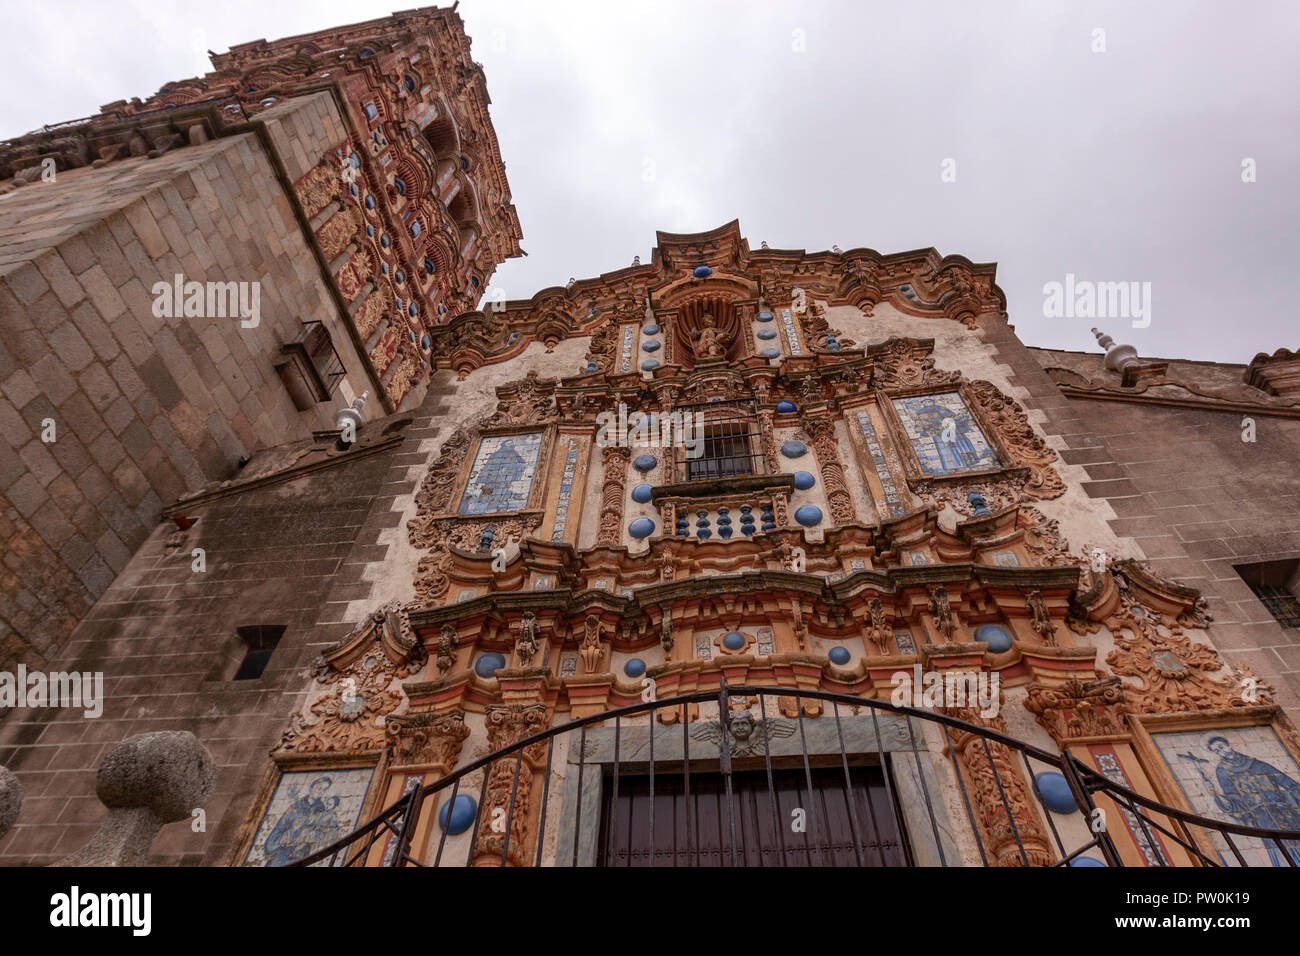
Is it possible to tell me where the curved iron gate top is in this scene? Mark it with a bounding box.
[289,681,1300,868]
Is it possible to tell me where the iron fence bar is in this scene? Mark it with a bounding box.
[1220,829,1249,868]
[682,700,695,867]
[432,778,459,867]
[904,714,948,867]
[757,692,787,864]
[1060,754,1125,869]
[868,704,908,866]
[1021,751,1069,862]
[1273,836,1299,867]
[793,693,825,868]
[610,714,621,867]
[465,760,490,868]
[718,678,739,868]
[1115,790,1214,866]
[534,735,556,868]
[979,737,1029,867]
[572,723,587,867]
[501,748,524,867]
[939,721,988,867]
[830,699,866,867]
[388,788,421,868]
[648,708,655,867]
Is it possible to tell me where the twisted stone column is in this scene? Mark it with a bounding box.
[596,446,630,545]
[805,415,857,524]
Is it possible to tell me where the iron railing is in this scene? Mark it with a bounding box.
[288,681,1300,868]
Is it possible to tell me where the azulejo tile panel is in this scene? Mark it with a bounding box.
[855,411,906,517]
[890,391,1000,477]
[458,431,543,515]
[551,438,580,542]
[245,767,375,867]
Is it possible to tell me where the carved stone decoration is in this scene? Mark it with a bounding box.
[928,586,956,641]
[1019,506,1073,567]
[758,408,780,472]
[516,612,539,667]
[691,312,730,360]
[866,597,889,653]
[658,547,676,582]
[1026,590,1058,646]
[579,615,604,674]
[473,702,550,867]
[1023,677,1127,745]
[384,709,470,771]
[871,339,961,390]
[277,650,416,755]
[791,600,808,650]
[596,446,630,546]
[661,613,674,655]
[316,206,362,260]
[965,380,1066,501]
[804,415,858,524]
[1104,585,1265,714]
[408,429,472,548]
[295,162,341,219]
[437,625,458,675]
[943,706,1055,866]
[353,290,386,342]
[484,370,558,427]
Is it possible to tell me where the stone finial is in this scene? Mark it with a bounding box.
[1091,327,1140,374]
[0,766,22,842]
[55,731,215,867]
[1244,348,1300,397]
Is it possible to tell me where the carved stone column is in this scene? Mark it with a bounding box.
[805,414,857,524]
[473,702,550,867]
[596,446,630,545]
[384,709,470,775]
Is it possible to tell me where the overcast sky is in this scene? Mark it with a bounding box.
[3,1,1297,362]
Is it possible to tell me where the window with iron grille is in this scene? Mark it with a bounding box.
[672,400,765,484]
[1235,560,1300,628]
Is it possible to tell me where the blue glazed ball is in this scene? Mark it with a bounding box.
[794,505,823,527]
[776,400,797,413]
[781,440,807,458]
[474,653,505,678]
[643,323,660,335]
[1070,856,1107,867]
[760,348,781,358]
[693,265,712,278]
[756,328,777,340]
[641,339,660,352]
[722,631,746,651]
[624,658,646,678]
[633,454,656,472]
[828,646,851,665]
[1035,772,1078,814]
[628,517,655,539]
[631,483,653,504]
[792,470,816,490]
[974,624,1014,654]
[756,311,774,322]
[438,794,477,835]
[641,359,659,371]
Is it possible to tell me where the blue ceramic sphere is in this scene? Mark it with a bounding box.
[641,339,660,352]
[1070,856,1107,867]
[474,653,505,678]
[631,483,653,504]
[693,265,712,278]
[756,311,774,322]
[722,631,746,651]
[760,348,781,358]
[776,400,797,413]
[641,359,660,371]
[792,470,816,490]
[643,323,660,335]
[974,624,1014,654]
[794,505,823,526]
[628,517,655,539]
[781,440,807,458]
[438,794,477,835]
[1035,772,1078,814]
[756,328,777,340]
[633,454,656,472]
[624,658,647,678]
[828,646,851,665]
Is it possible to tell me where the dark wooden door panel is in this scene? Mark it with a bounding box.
[598,765,909,867]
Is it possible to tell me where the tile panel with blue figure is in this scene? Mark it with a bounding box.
[458,431,543,515]
[1154,725,1300,866]
[890,391,1000,477]
[245,767,375,866]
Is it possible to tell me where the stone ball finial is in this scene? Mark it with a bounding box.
[0,766,22,841]
[96,731,215,822]
[1092,327,1140,374]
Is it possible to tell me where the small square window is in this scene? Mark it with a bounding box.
[233,625,286,681]
[1234,560,1300,628]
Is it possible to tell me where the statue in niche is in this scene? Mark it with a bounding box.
[692,313,729,360]
[516,611,539,667]
[579,615,604,674]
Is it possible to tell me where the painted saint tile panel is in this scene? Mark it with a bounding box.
[890,391,1000,477]
[1153,726,1300,866]
[244,767,374,867]
[458,431,543,515]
